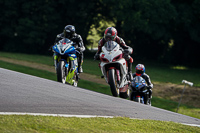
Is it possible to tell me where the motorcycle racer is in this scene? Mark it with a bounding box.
[94,27,134,81]
[132,64,153,100]
[54,25,85,73]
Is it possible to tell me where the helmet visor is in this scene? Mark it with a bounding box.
[64,30,71,38]
[136,69,143,74]
[105,35,115,41]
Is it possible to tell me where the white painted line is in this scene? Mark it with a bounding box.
[181,123,200,128]
[0,112,199,128]
[0,112,114,118]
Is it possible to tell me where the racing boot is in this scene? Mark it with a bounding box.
[53,53,58,71]
[147,88,152,105]
[76,73,80,80]
[79,65,83,73]
[127,61,133,81]
[148,88,152,99]
[78,56,83,73]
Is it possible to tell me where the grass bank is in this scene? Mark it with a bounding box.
[0,115,199,133]
[0,51,199,87]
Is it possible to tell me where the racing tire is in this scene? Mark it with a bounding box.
[135,97,140,103]
[108,69,119,97]
[119,92,128,99]
[57,61,67,84]
[130,92,134,101]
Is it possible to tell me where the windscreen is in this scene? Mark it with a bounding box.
[104,41,117,51]
[132,76,146,88]
[58,38,72,45]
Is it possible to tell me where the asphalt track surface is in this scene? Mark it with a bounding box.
[0,68,199,126]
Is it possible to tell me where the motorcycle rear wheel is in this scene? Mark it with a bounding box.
[135,97,140,103]
[130,92,134,101]
[108,69,119,97]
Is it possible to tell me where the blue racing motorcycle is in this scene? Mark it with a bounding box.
[130,76,151,105]
[52,38,79,86]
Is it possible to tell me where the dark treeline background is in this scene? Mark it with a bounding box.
[0,0,200,67]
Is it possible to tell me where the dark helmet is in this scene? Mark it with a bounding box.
[135,64,145,76]
[104,27,117,41]
[63,25,75,38]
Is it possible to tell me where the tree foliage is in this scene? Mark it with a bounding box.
[0,0,199,66]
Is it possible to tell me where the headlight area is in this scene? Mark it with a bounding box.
[112,54,123,62]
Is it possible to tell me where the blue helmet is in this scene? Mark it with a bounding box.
[135,64,145,76]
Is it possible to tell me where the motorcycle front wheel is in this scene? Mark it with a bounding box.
[57,61,68,84]
[108,69,119,97]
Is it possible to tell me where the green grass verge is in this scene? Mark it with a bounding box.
[0,60,199,119]
[144,62,200,87]
[0,115,199,133]
[0,51,52,66]
[1,51,199,87]
[0,60,56,81]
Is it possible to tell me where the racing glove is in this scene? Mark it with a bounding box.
[48,46,54,52]
[147,86,152,90]
[94,53,100,60]
[124,49,129,54]
[76,47,82,52]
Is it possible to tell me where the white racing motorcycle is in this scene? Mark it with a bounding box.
[99,41,130,98]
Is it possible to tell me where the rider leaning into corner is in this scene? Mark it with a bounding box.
[133,64,153,100]
[53,25,85,74]
[94,27,134,81]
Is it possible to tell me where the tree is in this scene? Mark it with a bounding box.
[168,0,200,66]
[102,0,177,61]
[0,0,59,54]
[0,0,102,54]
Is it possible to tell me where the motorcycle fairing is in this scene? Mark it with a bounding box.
[132,76,147,90]
[65,54,78,84]
[68,54,77,59]
[68,56,78,71]
[66,68,77,85]
[53,38,76,55]
[100,42,128,88]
